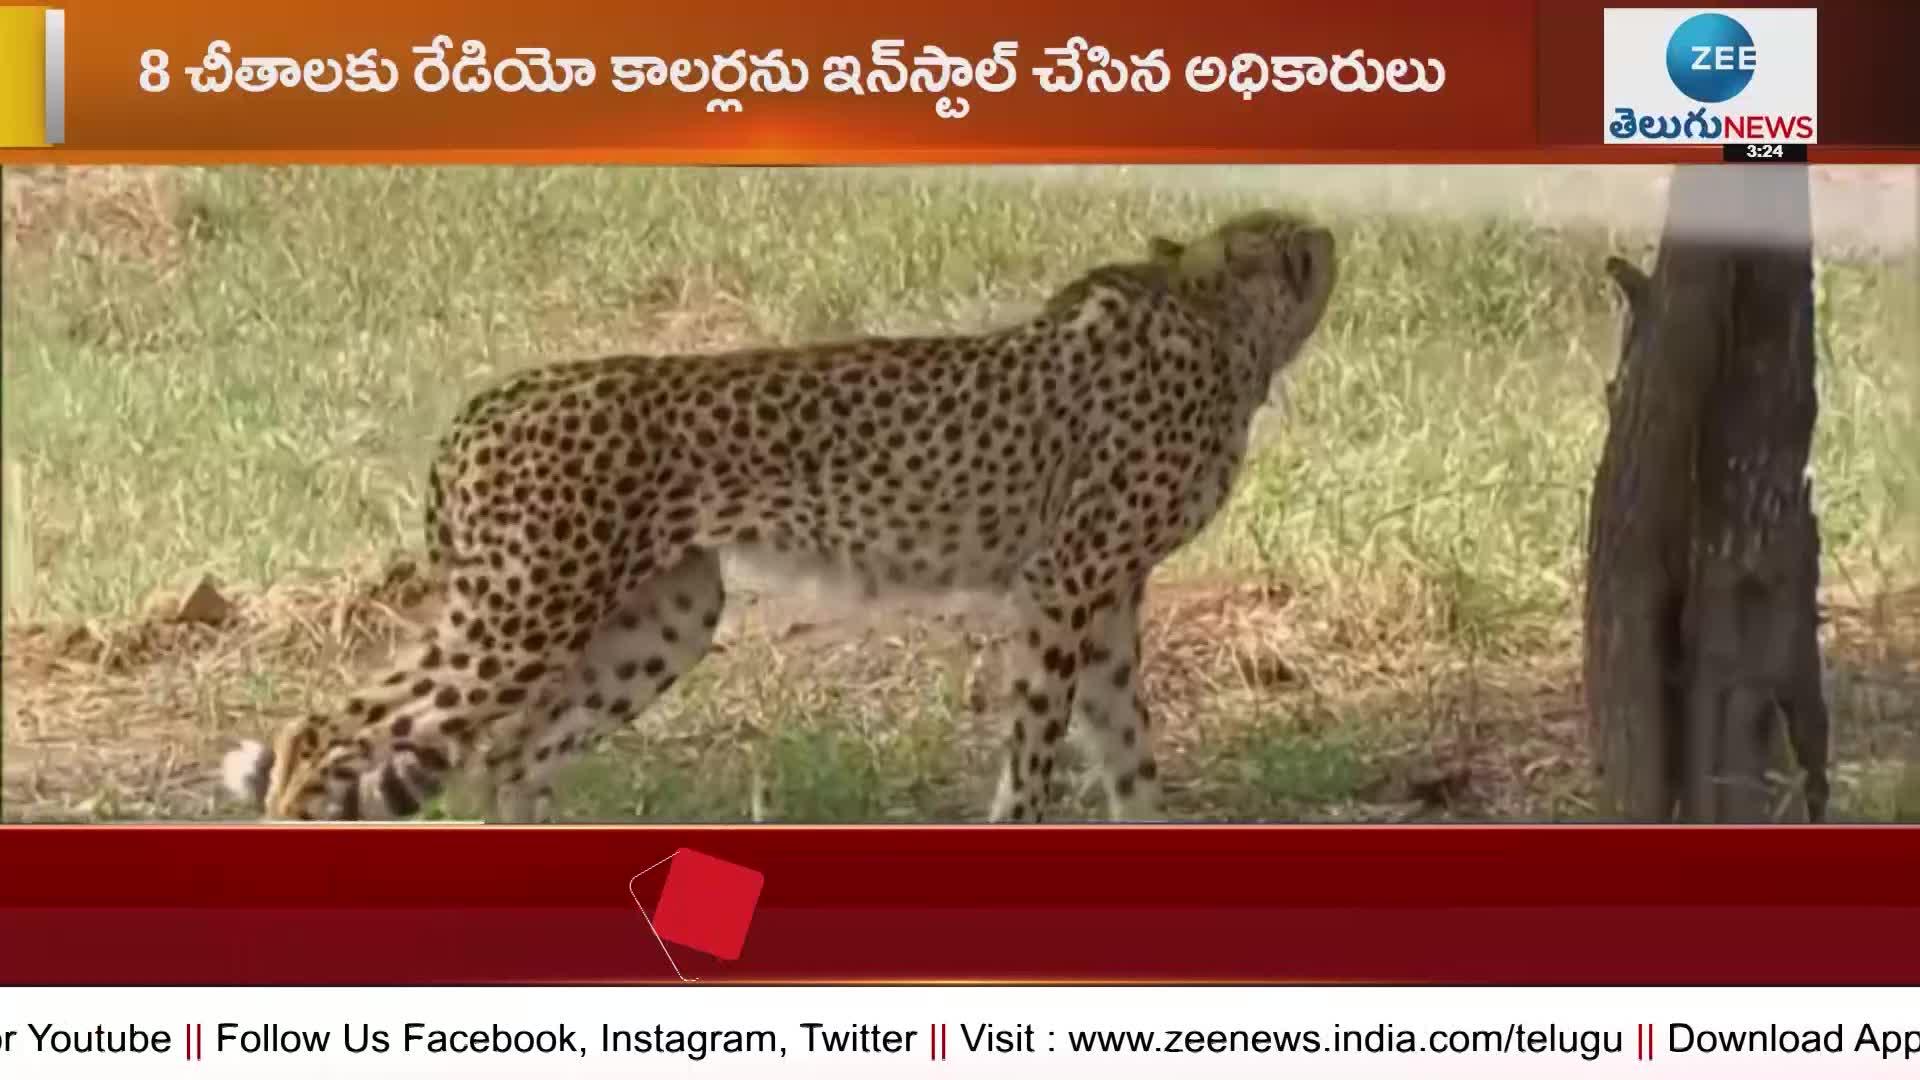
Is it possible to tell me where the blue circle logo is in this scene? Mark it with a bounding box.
[1665,13,1756,103]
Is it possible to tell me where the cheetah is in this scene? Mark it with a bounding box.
[221,208,1339,823]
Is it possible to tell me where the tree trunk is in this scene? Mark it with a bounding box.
[1583,163,1829,823]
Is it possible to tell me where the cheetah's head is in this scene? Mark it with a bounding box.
[1151,209,1338,384]
[222,715,359,820]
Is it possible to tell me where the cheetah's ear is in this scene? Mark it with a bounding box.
[222,739,274,809]
[1170,234,1230,280]
[1282,226,1333,297]
[1147,236,1185,264]
[1603,255,1651,315]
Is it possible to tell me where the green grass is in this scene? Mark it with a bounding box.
[2,165,1914,822]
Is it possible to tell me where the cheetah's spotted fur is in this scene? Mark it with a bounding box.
[222,209,1339,823]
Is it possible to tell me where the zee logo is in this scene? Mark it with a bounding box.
[1602,7,1816,145]
[1665,13,1757,103]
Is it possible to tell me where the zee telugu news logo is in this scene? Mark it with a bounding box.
[1604,9,1818,144]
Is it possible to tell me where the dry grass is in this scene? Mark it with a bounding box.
[3,556,435,820]
[1,166,191,284]
[2,164,1915,823]
[0,557,1585,821]
[6,555,1914,823]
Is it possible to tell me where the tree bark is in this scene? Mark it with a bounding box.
[1583,163,1829,823]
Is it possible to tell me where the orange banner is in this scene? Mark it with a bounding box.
[10,0,1532,161]
[0,0,1913,162]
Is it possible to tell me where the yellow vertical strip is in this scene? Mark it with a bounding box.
[0,6,48,147]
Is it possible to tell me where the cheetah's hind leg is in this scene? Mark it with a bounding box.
[485,549,728,822]
[222,538,637,821]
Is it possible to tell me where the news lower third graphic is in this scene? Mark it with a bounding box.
[629,848,766,980]
[1603,7,1817,147]
[0,5,62,146]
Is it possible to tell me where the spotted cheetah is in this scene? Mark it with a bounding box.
[222,208,1338,823]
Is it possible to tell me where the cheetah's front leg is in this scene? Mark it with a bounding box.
[1069,580,1166,822]
[987,569,1088,824]
[985,636,1076,823]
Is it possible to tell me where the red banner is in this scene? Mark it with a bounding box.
[4,826,1920,984]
